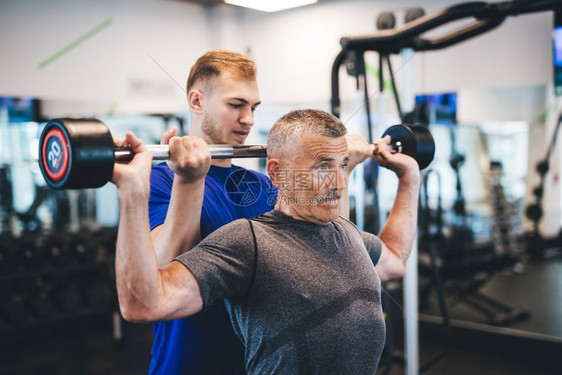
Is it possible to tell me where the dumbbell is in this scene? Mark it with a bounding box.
[39,119,269,190]
[39,118,435,189]
[380,123,435,170]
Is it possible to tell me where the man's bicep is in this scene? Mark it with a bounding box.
[362,230,400,282]
[374,243,391,280]
[155,261,204,320]
[375,242,406,282]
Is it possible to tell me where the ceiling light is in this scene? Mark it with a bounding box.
[224,0,318,13]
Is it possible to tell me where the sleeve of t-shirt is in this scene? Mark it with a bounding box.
[148,163,173,230]
[360,231,383,266]
[174,219,256,310]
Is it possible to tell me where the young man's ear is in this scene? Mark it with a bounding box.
[187,90,204,114]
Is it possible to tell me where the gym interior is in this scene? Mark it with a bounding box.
[1,0,561,374]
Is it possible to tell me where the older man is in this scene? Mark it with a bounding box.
[112,109,420,374]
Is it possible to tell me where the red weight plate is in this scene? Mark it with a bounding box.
[41,127,70,182]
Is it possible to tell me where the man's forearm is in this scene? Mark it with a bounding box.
[378,169,420,265]
[116,186,166,320]
[153,179,205,268]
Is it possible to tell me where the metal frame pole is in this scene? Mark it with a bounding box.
[401,47,419,375]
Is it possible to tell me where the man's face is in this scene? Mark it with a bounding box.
[199,72,261,145]
[274,133,348,225]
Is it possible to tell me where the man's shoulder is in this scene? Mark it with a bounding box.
[213,217,253,234]
[336,215,360,231]
[231,165,270,180]
[200,217,256,248]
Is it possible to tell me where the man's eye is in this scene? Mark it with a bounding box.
[229,103,242,109]
[251,107,257,112]
[317,164,329,171]
[340,163,348,171]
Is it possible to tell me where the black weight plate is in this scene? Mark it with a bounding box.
[409,124,435,170]
[382,124,435,170]
[39,119,115,189]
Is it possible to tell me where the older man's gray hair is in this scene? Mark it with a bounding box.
[266,109,347,160]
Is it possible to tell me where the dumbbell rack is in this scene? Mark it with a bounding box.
[0,228,118,333]
[487,163,524,256]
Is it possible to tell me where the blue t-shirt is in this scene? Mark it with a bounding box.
[148,162,277,375]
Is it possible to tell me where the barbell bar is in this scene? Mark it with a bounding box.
[38,118,435,190]
[114,144,268,162]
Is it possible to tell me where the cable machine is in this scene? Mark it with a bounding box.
[330,1,562,374]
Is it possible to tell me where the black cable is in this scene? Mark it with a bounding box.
[363,57,374,143]
[330,50,347,118]
[385,55,404,122]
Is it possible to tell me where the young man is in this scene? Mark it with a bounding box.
[147,50,271,374]
[113,109,420,374]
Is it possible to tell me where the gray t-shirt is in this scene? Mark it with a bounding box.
[176,210,385,375]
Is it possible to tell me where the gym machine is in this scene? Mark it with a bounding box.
[525,114,562,259]
[330,1,562,374]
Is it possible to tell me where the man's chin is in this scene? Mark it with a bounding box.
[232,133,248,144]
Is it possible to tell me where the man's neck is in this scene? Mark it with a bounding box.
[274,201,331,226]
[274,202,292,218]
[212,159,232,168]
[189,124,232,168]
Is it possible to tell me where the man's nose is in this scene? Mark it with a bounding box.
[240,107,254,126]
[330,169,346,192]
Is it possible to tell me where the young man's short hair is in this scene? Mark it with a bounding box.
[186,50,257,94]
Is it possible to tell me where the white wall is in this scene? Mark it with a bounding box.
[0,0,214,113]
[224,0,553,107]
[0,0,554,110]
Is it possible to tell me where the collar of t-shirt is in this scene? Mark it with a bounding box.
[269,209,336,228]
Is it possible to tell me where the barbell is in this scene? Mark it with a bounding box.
[38,118,435,189]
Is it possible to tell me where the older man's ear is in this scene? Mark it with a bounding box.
[267,159,283,190]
